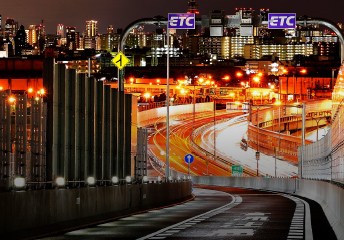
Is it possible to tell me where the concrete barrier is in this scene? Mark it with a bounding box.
[0,181,192,239]
[192,176,344,239]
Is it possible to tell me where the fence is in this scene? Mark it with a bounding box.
[300,63,344,184]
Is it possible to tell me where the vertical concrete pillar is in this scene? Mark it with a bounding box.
[95,81,103,183]
[43,58,55,182]
[124,94,132,177]
[110,88,118,179]
[103,85,111,182]
[117,91,125,180]
[0,91,5,190]
[65,69,76,185]
[53,64,66,180]
[85,77,95,181]
[75,73,86,184]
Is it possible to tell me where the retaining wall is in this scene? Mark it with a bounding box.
[0,181,192,239]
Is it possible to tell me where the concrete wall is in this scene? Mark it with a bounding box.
[0,181,192,237]
[137,102,213,127]
[192,176,344,239]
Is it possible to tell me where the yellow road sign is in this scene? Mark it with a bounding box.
[112,52,129,69]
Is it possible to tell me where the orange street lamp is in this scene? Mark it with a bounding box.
[300,69,307,74]
[257,72,263,77]
[236,72,243,77]
[130,78,134,83]
[0,86,3,91]
[222,76,230,81]
[28,88,34,93]
[8,96,16,104]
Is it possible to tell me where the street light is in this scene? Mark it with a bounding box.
[144,92,150,102]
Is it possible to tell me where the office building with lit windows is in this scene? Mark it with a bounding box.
[85,20,98,37]
[57,24,65,38]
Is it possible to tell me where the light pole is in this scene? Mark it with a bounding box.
[256,107,260,177]
[311,116,328,141]
[214,97,216,161]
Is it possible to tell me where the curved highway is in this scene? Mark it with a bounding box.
[41,186,336,240]
[148,111,244,176]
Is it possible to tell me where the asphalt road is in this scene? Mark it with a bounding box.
[148,111,243,177]
[41,186,336,240]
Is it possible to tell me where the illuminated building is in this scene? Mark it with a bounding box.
[5,18,18,36]
[244,44,315,60]
[187,0,199,14]
[57,24,65,38]
[231,36,254,57]
[85,20,98,37]
[66,26,79,50]
[100,31,120,51]
[27,25,37,46]
[57,58,101,75]
[14,25,26,56]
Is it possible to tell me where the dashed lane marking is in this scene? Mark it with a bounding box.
[137,192,242,240]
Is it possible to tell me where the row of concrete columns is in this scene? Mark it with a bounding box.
[52,64,136,186]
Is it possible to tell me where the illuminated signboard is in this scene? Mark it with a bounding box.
[168,13,195,29]
[268,13,296,29]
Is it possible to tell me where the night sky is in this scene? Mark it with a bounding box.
[2,0,344,34]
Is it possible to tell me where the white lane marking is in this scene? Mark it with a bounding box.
[137,192,241,240]
[283,194,313,240]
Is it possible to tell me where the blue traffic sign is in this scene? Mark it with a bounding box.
[168,13,195,29]
[185,154,194,164]
[268,13,296,29]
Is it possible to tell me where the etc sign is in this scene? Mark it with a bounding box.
[268,13,296,29]
[168,13,195,29]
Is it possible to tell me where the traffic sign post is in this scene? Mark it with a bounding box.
[256,151,260,177]
[185,154,194,178]
[255,151,260,160]
[232,165,243,177]
[166,14,195,181]
[112,51,129,70]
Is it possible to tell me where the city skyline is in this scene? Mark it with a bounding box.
[2,0,344,34]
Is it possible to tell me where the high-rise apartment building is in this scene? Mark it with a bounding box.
[27,25,37,46]
[244,43,314,60]
[66,27,78,50]
[85,20,98,37]
[5,18,18,36]
[57,24,65,38]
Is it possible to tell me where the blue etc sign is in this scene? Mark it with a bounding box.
[268,13,296,29]
[168,13,195,29]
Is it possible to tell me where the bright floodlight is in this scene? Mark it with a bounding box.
[126,176,131,183]
[14,177,25,188]
[56,177,65,186]
[160,151,165,156]
[87,177,95,185]
[112,176,119,184]
[157,176,161,182]
[143,176,148,183]
[168,176,172,181]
